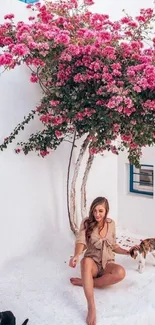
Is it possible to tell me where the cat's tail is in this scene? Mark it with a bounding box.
[21,318,29,325]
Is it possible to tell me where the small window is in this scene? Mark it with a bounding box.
[129,164,153,196]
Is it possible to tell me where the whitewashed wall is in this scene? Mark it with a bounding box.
[0,0,73,265]
[0,0,154,266]
[0,56,74,263]
[118,148,155,237]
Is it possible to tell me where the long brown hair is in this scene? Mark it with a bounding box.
[84,197,109,243]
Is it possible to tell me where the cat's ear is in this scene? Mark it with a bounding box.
[130,248,138,259]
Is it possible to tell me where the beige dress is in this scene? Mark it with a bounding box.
[76,218,119,276]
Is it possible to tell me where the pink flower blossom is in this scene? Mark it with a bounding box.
[89,147,98,155]
[30,74,38,83]
[110,145,118,155]
[2,37,14,46]
[89,61,101,71]
[40,150,50,158]
[74,73,86,83]
[1,1,155,162]
[88,136,97,142]
[113,124,120,132]
[133,85,141,92]
[49,100,60,107]
[101,46,116,59]
[75,112,84,121]
[40,114,52,124]
[12,44,30,56]
[29,41,39,50]
[143,100,155,111]
[96,100,104,105]
[98,31,112,42]
[130,143,138,149]
[136,15,146,22]
[26,58,45,67]
[28,16,35,21]
[55,130,63,138]
[84,0,94,5]
[55,33,70,45]
[83,108,95,117]
[60,52,72,62]
[124,97,133,108]
[106,140,112,145]
[0,53,13,66]
[123,106,136,116]
[121,135,132,143]
[128,21,138,28]
[84,30,96,40]
[52,116,64,126]
[4,14,14,20]
[26,4,32,9]
[15,148,21,154]
[106,96,123,109]
[68,44,80,56]
[121,17,131,24]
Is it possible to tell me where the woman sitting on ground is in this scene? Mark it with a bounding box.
[69,196,133,325]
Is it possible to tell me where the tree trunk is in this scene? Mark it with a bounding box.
[70,135,90,233]
[67,131,77,234]
[81,153,94,220]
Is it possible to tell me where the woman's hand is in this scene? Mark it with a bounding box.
[69,255,79,268]
[129,245,140,252]
[127,245,140,257]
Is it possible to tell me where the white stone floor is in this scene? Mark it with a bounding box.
[0,230,155,325]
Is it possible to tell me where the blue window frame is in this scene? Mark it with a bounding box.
[19,0,39,4]
[130,164,153,196]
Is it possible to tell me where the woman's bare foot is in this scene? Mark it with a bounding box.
[86,306,96,325]
[70,277,82,286]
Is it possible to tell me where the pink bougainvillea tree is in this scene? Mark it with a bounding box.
[0,0,155,232]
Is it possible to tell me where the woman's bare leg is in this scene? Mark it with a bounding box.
[70,263,126,288]
[75,257,98,325]
[70,261,125,325]
[93,263,126,288]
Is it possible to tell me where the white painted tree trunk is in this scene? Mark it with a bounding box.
[66,132,78,235]
[81,153,94,220]
[70,135,89,233]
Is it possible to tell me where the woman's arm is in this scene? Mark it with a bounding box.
[69,243,86,268]
[111,221,129,255]
[113,246,129,255]
[74,243,86,257]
